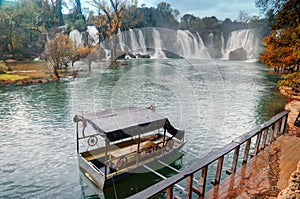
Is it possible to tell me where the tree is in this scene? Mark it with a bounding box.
[238,10,250,23]
[89,0,127,62]
[42,34,77,80]
[255,0,288,26]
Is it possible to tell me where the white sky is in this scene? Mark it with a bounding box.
[138,0,262,20]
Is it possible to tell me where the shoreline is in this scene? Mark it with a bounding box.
[0,61,77,86]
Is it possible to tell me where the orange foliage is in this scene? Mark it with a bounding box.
[261,27,300,71]
[76,47,92,59]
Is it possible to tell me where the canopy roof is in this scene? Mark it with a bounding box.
[74,107,176,142]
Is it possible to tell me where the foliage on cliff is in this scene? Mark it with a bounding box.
[258,0,300,72]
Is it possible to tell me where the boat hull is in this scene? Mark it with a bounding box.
[78,141,186,190]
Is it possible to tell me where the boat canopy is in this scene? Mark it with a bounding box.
[73,107,184,142]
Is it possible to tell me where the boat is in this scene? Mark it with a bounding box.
[73,106,186,190]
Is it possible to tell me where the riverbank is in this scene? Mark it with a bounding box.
[279,86,300,137]
[0,61,76,85]
[277,86,300,198]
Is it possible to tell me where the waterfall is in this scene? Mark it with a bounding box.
[128,29,140,53]
[87,26,99,46]
[69,29,83,48]
[176,30,210,59]
[152,29,166,58]
[117,28,126,52]
[208,32,213,47]
[220,32,225,55]
[71,27,213,59]
[137,29,147,54]
[223,29,259,60]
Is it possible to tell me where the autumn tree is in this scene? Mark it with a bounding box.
[89,0,127,62]
[42,34,77,80]
[259,0,300,72]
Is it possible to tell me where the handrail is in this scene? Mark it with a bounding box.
[126,110,290,199]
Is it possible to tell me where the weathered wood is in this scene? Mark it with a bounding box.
[261,128,268,150]
[199,165,208,198]
[226,145,240,174]
[186,174,194,199]
[211,156,224,185]
[166,186,173,199]
[126,110,290,199]
[243,139,251,164]
[253,131,262,156]
[269,124,275,143]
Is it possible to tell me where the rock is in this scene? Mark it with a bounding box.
[0,60,8,74]
[278,160,300,198]
[229,47,247,61]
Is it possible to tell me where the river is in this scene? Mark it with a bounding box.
[0,59,286,198]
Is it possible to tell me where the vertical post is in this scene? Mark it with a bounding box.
[76,121,79,153]
[211,156,224,185]
[137,133,141,166]
[275,120,281,139]
[261,128,268,150]
[199,165,208,199]
[253,131,262,156]
[104,136,108,179]
[226,146,240,174]
[163,129,166,147]
[166,185,173,199]
[186,174,194,199]
[269,124,275,143]
[243,139,251,164]
[282,115,288,134]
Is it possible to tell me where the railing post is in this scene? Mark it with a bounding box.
[166,185,173,199]
[282,115,288,134]
[243,139,251,164]
[274,119,281,139]
[269,124,275,143]
[186,174,194,199]
[261,128,268,150]
[253,131,262,156]
[226,146,240,174]
[199,165,208,199]
[211,156,224,185]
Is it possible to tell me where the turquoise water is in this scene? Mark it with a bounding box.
[0,59,286,198]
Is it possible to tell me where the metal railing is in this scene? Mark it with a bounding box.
[126,110,289,199]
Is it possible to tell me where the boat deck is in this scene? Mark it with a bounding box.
[205,134,300,198]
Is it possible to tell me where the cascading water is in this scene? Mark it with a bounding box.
[137,29,147,54]
[223,29,260,60]
[175,30,210,59]
[69,30,83,48]
[152,29,166,58]
[69,27,260,60]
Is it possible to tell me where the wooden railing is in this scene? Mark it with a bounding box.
[126,110,290,199]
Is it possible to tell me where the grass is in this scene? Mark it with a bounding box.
[0,74,29,81]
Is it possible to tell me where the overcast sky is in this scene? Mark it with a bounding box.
[138,0,262,20]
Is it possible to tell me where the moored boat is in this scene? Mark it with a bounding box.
[73,106,186,190]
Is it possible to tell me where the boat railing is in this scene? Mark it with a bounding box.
[126,110,290,199]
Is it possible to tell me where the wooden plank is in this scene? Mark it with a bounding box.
[253,131,262,156]
[226,145,240,174]
[199,165,208,198]
[242,139,251,164]
[269,125,275,144]
[211,156,224,185]
[186,174,194,199]
[166,186,173,199]
[261,128,268,150]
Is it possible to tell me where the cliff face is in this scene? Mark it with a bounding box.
[278,160,300,198]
